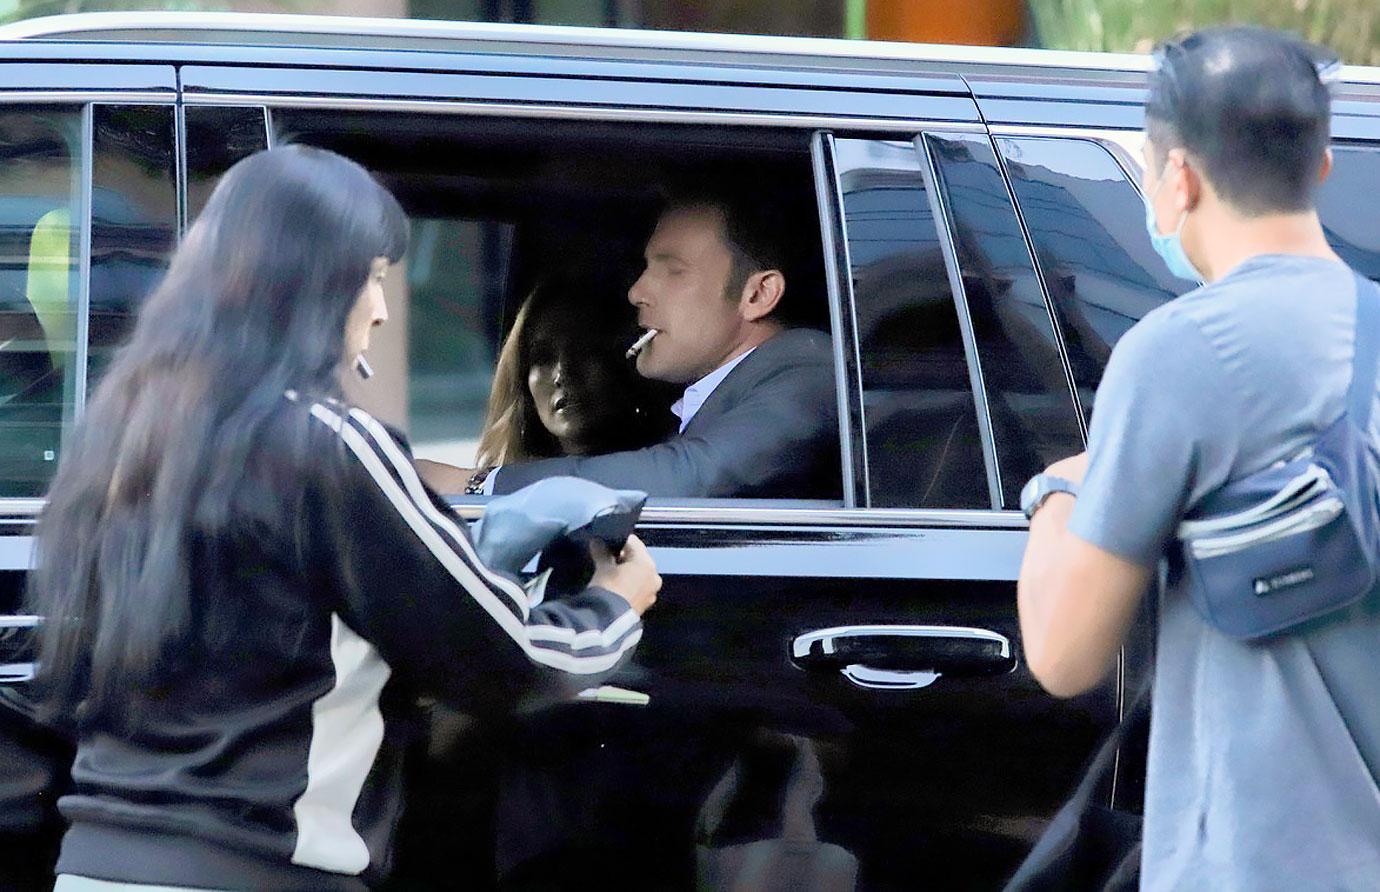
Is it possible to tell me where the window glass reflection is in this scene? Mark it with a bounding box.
[88,105,178,387]
[1319,144,1380,283]
[997,136,1192,426]
[835,138,988,509]
[924,131,1083,508]
[0,107,82,495]
[185,106,268,224]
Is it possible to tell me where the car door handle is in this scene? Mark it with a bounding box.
[791,625,1015,690]
[0,615,40,685]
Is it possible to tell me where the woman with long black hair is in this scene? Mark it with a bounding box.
[26,145,659,890]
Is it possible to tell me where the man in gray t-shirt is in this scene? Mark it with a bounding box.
[1017,27,1380,890]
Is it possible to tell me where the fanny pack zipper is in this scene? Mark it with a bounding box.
[1178,464,1333,538]
[1187,496,1345,559]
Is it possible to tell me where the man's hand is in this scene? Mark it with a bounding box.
[1017,451,1149,698]
[590,534,661,616]
[416,459,476,494]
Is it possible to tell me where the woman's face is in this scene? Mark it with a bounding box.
[344,257,391,365]
[525,305,626,454]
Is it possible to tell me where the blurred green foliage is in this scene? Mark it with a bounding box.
[1030,0,1380,65]
[0,0,313,25]
[1,0,200,21]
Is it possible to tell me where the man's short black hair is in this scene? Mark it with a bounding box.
[1145,26,1337,216]
[661,181,790,300]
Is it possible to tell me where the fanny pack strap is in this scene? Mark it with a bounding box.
[1346,272,1380,428]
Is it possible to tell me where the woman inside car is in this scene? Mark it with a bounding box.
[474,270,675,468]
[27,145,660,891]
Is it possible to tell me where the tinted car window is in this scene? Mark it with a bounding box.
[185,106,268,224]
[274,109,527,467]
[996,136,1194,424]
[835,138,988,509]
[0,107,81,496]
[88,105,178,387]
[922,132,1084,508]
[1319,144,1380,282]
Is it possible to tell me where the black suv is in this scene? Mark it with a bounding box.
[0,13,1376,890]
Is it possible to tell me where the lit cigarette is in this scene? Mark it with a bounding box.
[625,329,658,360]
[355,354,374,380]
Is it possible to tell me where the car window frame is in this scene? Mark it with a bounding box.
[0,74,1046,538]
[239,95,898,517]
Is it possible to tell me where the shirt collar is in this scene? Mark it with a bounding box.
[670,348,756,433]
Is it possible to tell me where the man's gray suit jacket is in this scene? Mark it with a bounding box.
[491,328,840,499]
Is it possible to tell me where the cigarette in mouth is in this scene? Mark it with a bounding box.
[625,329,659,360]
[355,354,374,380]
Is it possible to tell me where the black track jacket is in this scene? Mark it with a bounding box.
[53,395,643,889]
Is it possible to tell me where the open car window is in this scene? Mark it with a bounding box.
[272,109,843,506]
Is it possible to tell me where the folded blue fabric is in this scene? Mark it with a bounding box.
[470,476,646,579]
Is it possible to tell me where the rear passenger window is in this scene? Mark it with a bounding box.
[1319,144,1380,282]
[921,132,1084,509]
[996,136,1193,424]
[834,138,988,509]
[0,107,82,496]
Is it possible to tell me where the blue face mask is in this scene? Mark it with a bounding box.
[1144,161,1203,282]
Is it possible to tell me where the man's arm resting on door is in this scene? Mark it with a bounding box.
[1017,455,1152,699]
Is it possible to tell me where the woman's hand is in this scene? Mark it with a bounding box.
[589,534,661,616]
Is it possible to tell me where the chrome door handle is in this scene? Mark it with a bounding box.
[792,625,1014,690]
[0,614,40,686]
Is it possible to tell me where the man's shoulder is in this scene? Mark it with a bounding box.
[715,328,833,400]
[1113,300,1210,369]
[749,327,833,369]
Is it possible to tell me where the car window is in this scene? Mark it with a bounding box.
[87,105,178,389]
[271,108,840,502]
[1319,143,1380,282]
[834,138,989,509]
[921,132,1084,509]
[0,107,82,496]
[996,135,1194,425]
[185,106,268,224]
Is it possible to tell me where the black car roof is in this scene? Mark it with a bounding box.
[0,12,1375,132]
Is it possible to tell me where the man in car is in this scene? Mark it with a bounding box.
[1016,26,1380,888]
[423,187,840,500]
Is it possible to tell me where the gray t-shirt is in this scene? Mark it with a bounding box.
[1069,254,1380,890]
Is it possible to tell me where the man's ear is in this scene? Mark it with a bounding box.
[738,269,785,323]
[1319,147,1334,185]
[1170,149,1203,214]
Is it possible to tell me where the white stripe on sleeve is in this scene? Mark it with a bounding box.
[309,403,639,674]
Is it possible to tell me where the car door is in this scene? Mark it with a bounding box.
[181,50,1116,891]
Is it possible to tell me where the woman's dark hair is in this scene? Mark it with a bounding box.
[476,271,673,466]
[26,144,408,715]
[1145,26,1337,215]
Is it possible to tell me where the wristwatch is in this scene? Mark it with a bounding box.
[1020,474,1078,520]
[464,466,495,495]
